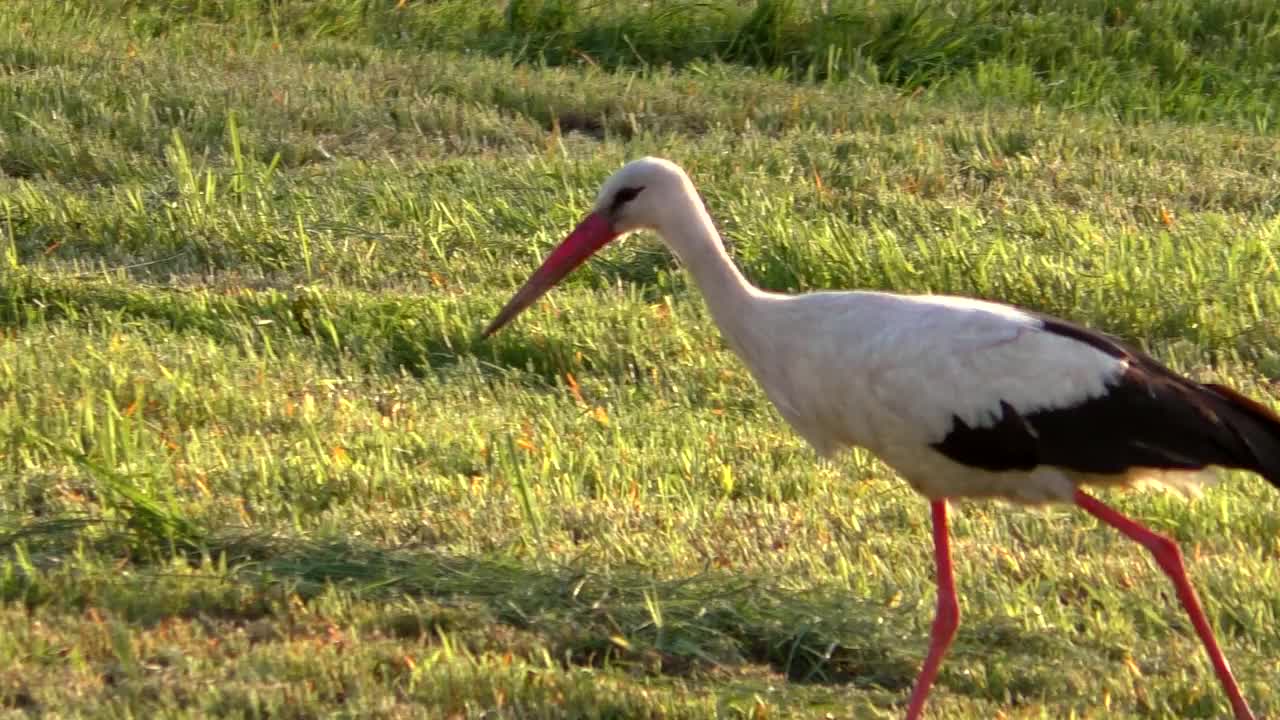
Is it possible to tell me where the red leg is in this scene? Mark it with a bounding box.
[904,499,960,720]
[1074,489,1255,720]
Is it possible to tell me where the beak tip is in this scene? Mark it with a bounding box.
[480,314,510,339]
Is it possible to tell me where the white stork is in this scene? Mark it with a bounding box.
[482,157,1276,720]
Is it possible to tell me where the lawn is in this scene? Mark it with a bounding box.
[1,0,1279,717]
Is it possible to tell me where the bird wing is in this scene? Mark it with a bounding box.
[865,301,1280,478]
[864,300,1126,447]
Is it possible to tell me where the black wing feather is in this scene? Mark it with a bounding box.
[931,316,1280,488]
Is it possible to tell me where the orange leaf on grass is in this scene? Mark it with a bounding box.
[565,372,585,406]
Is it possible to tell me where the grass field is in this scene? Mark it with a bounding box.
[3,0,1280,717]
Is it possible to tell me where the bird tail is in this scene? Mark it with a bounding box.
[1203,382,1280,490]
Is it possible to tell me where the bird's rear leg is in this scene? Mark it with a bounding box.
[1074,489,1255,720]
[904,499,960,720]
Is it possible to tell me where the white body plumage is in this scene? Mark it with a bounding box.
[721,291,1130,501]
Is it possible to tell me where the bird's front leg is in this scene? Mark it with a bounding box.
[904,499,960,720]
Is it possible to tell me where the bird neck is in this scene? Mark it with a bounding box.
[659,205,761,342]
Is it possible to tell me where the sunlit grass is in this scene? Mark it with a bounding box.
[1,1,1279,717]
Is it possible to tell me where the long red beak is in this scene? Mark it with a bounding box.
[482,212,617,337]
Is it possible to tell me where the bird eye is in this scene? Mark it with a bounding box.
[610,186,644,214]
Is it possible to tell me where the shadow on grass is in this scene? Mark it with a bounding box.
[0,511,1072,701]
[229,534,921,688]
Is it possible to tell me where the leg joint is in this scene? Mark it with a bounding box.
[1140,529,1185,575]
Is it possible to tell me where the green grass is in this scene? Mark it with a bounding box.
[2,0,1279,717]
